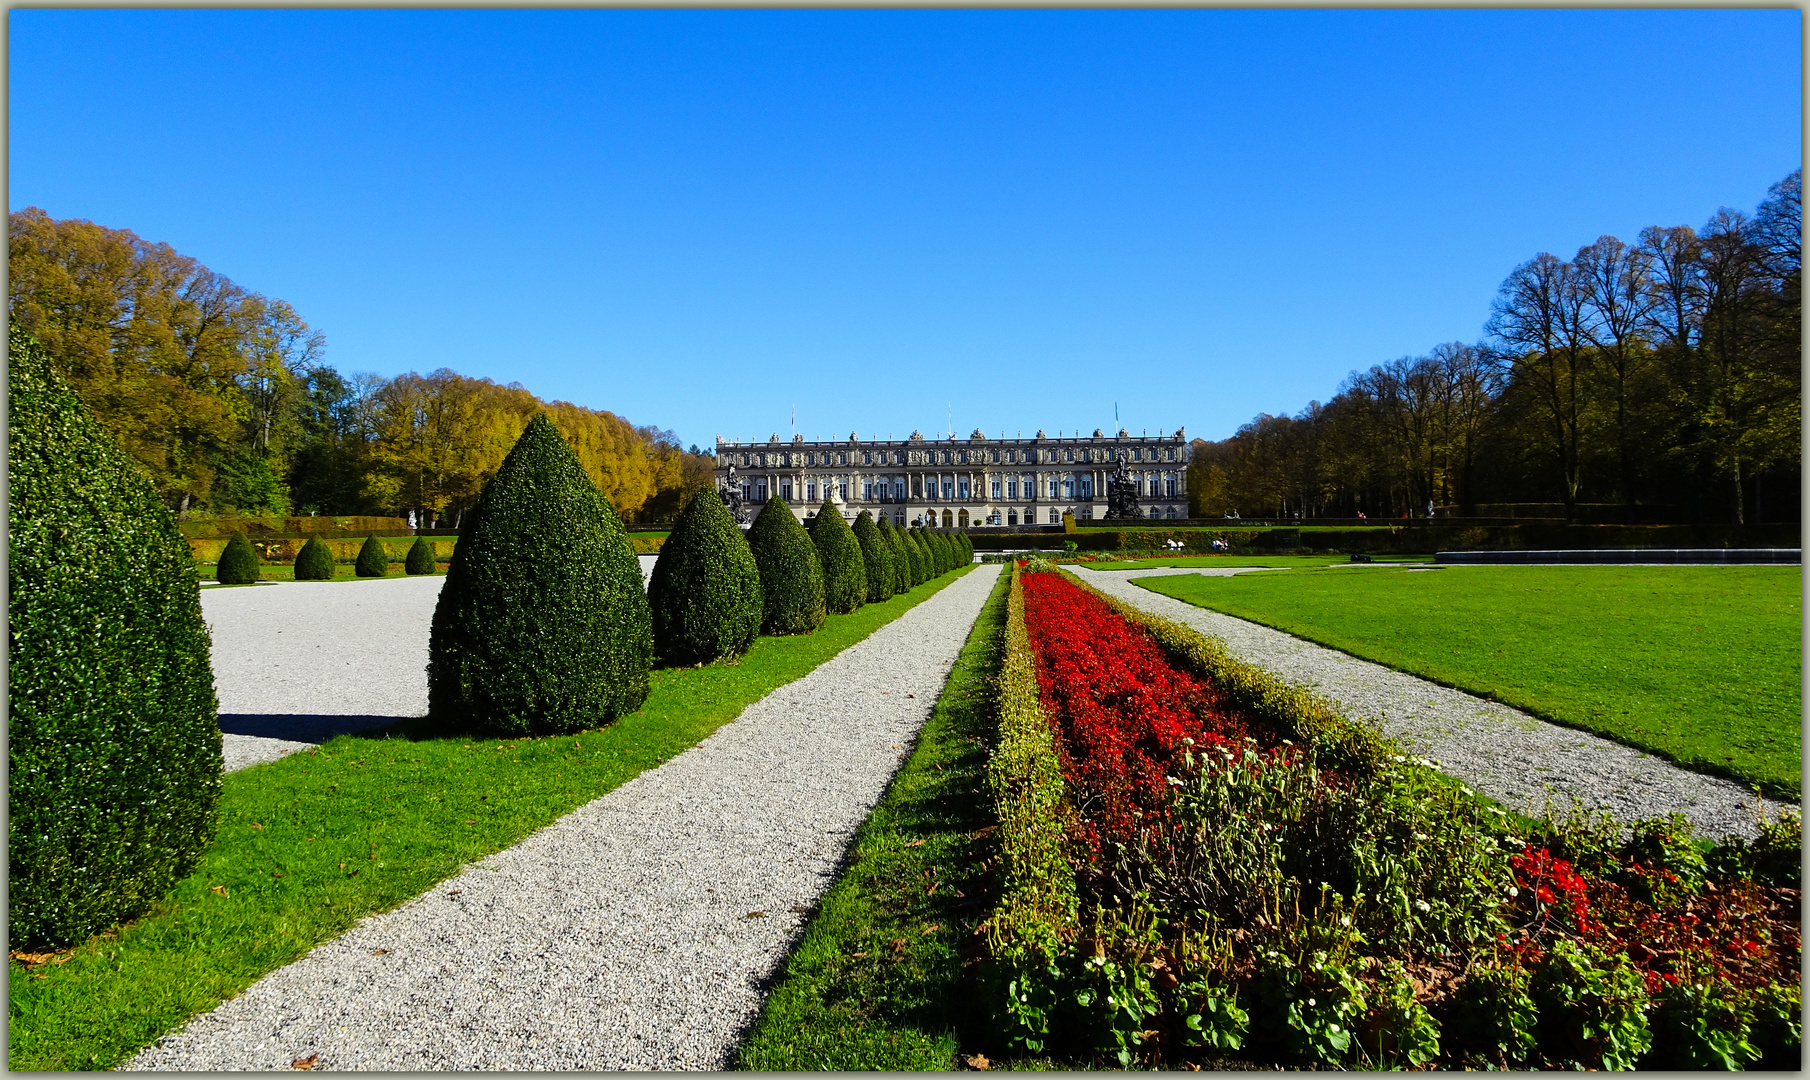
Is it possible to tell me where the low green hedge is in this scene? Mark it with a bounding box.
[980,564,1081,1055]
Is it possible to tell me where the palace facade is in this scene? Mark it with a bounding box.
[713,427,1190,528]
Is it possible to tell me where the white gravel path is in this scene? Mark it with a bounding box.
[128,565,1001,1071]
[1068,564,1796,839]
[203,577,447,772]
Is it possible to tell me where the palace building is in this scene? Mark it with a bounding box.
[713,427,1190,528]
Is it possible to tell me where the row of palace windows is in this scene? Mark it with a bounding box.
[735,445,1180,469]
[741,474,1182,504]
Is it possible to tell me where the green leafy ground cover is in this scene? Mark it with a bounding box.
[735,570,1009,1071]
[8,569,971,1071]
[1136,565,1802,799]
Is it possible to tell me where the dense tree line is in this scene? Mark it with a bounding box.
[1189,172,1800,524]
[9,207,715,525]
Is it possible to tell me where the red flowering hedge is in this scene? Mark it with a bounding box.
[979,561,1801,1070]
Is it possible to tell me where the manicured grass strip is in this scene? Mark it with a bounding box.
[1137,565,1802,799]
[8,567,973,1072]
[735,568,1009,1071]
[1081,554,1423,571]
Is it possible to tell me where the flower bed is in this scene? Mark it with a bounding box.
[980,560,1801,1069]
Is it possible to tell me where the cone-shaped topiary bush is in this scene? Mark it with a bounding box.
[921,529,943,576]
[216,531,261,584]
[648,487,763,665]
[807,500,866,614]
[957,530,973,564]
[294,536,335,580]
[900,523,927,586]
[428,414,652,736]
[877,517,911,595]
[748,496,826,636]
[912,528,934,582]
[851,510,895,604]
[355,535,390,577]
[9,326,222,948]
[405,536,437,575]
[936,530,956,574]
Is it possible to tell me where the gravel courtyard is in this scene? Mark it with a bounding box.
[1069,563,1796,839]
[130,565,1002,1071]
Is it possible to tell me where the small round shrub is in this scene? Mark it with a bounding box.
[9,326,222,947]
[807,500,866,614]
[428,414,653,736]
[748,495,826,636]
[405,536,437,575]
[648,487,763,665]
[294,536,335,580]
[216,531,261,584]
[354,535,390,577]
[877,517,911,595]
[851,510,895,604]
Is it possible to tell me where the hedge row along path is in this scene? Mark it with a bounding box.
[127,565,1002,1071]
[1068,563,1795,839]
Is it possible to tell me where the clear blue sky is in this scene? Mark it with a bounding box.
[10,9,1801,448]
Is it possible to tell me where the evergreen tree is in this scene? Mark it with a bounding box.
[851,510,895,603]
[913,528,935,581]
[807,500,866,614]
[748,495,826,636]
[216,531,261,584]
[926,529,950,576]
[877,517,911,595]
[405,536,437,575]
[900,523,928,586]
[294,536,335,580]
[648,487,763,664]
[9,326,222,947]
[427,414,652,735]
[354,535,390,577]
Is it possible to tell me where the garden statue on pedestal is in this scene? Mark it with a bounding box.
[1104,454,1143,520]
[720,464,748,525]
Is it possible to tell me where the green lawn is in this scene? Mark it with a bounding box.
[8,567,973,1071]
[1136,565,1802,799]
[1081,554,1424,571]
[198,563,446,586]
[735,569,1008,1071]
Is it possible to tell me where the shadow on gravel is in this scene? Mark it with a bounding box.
[217,713,407,743]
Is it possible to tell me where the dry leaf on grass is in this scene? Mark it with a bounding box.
[966,1053,990,1070]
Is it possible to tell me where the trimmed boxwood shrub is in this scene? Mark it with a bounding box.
[900,523,928,586]
[9,326,222,947]
[807,500,866,614]
[354,535,390,577]
[427,414,652,736]
[648,487,763,665]
[929,529,953,576]
[405,536,437,575]
[851,510,895,604]
[294,536,335,580]
[958,530,974,564]
[911,528,935,581]
[216,531,260,584]
[748,495,826,636]
[877,517,911,595]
